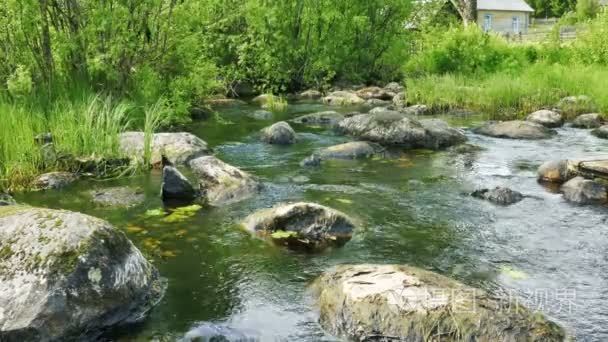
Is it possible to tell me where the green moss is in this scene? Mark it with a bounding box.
[0,245,13,260]
[0,205,29,218]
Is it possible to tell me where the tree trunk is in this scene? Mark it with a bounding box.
[450,0,477,26]
[38,0,54,84]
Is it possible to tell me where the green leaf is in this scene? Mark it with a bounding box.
[271,230,298,239]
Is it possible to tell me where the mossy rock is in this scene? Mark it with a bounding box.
[310,264,567,342]
[241,202,355,251]
[0,207,165,341]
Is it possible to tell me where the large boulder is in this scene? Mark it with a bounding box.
[355,86,394,100]
[526,110,563,128]
[251,94,277,105]
[560,176,607,205]
[316,141,378,160]
[0,207,165,341]
[322,91,365,106]
[260,121,296,145]
[310,264,565,342]
[591,125,608,139]
[572,113,604,129]
[474,121,555,140]
[290,111,345,127]
[471,186,524,205]
[32,172,78,190]
[161,166,196,203]
[241,202,355,251]
[89,187,145,207]
[0,193,15,206]
[419,119,468,149]
[538,158,608,183]
[537,159,572,183]
[337,111,466,149]
[188,156,259,206]
[118,132,209,166]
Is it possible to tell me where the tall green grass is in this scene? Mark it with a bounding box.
[408,63,608,119]
[143,98,170,167]
[0,95,133,191]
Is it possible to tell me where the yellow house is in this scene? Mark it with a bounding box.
[477,0,534,34]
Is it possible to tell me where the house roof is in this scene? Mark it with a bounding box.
[477,0,534,12]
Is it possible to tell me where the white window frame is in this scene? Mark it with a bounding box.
[512,16,520,33]
[483,14,493,32]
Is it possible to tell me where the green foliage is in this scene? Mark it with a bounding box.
[573,9,608,64]
[405,26,536,76]
[576,0,601,20]
[6,65,33,99]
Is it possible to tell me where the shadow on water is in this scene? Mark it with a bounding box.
[15,102,608,340]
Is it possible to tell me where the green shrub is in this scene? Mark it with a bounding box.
[6,66,33,99]
[405,26,535,76]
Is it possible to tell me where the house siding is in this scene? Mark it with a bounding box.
[477,10,530,34]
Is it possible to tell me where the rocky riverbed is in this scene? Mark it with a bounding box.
[3,90,608,341]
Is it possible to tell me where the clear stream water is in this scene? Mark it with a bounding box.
[15,101,608,341]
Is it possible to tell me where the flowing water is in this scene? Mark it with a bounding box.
[16,101,608,341]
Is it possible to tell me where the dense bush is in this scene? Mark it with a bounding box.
[405,26,537,76]
[0,0,413,114]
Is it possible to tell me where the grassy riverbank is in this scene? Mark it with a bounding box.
[408,63,608,119]
[406,10,608,119]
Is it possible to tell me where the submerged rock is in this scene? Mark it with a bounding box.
[449,143,485,154]
[337,111,466,149]
[474,120,555,140]
[472,186,524,205]
[310,264,565,342]
[526,109,563,128]
[561,176,607,205]
[90,186,145,207]
[322,91,365,106]
[260,121,296,145]
[0,193,16,206]
[0,207,165,341]
[119,132,210,166]
[317,141,378,160]
[241,202,355,251]
[248,110,273,121]
[290,111,345,127]
[300,154,322,168]
[188,155,259,206]
[591,125,608,139]
[182,322,259,341]
[161,166,196,203]
[33,171,78,190]
[572,113,604,129]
